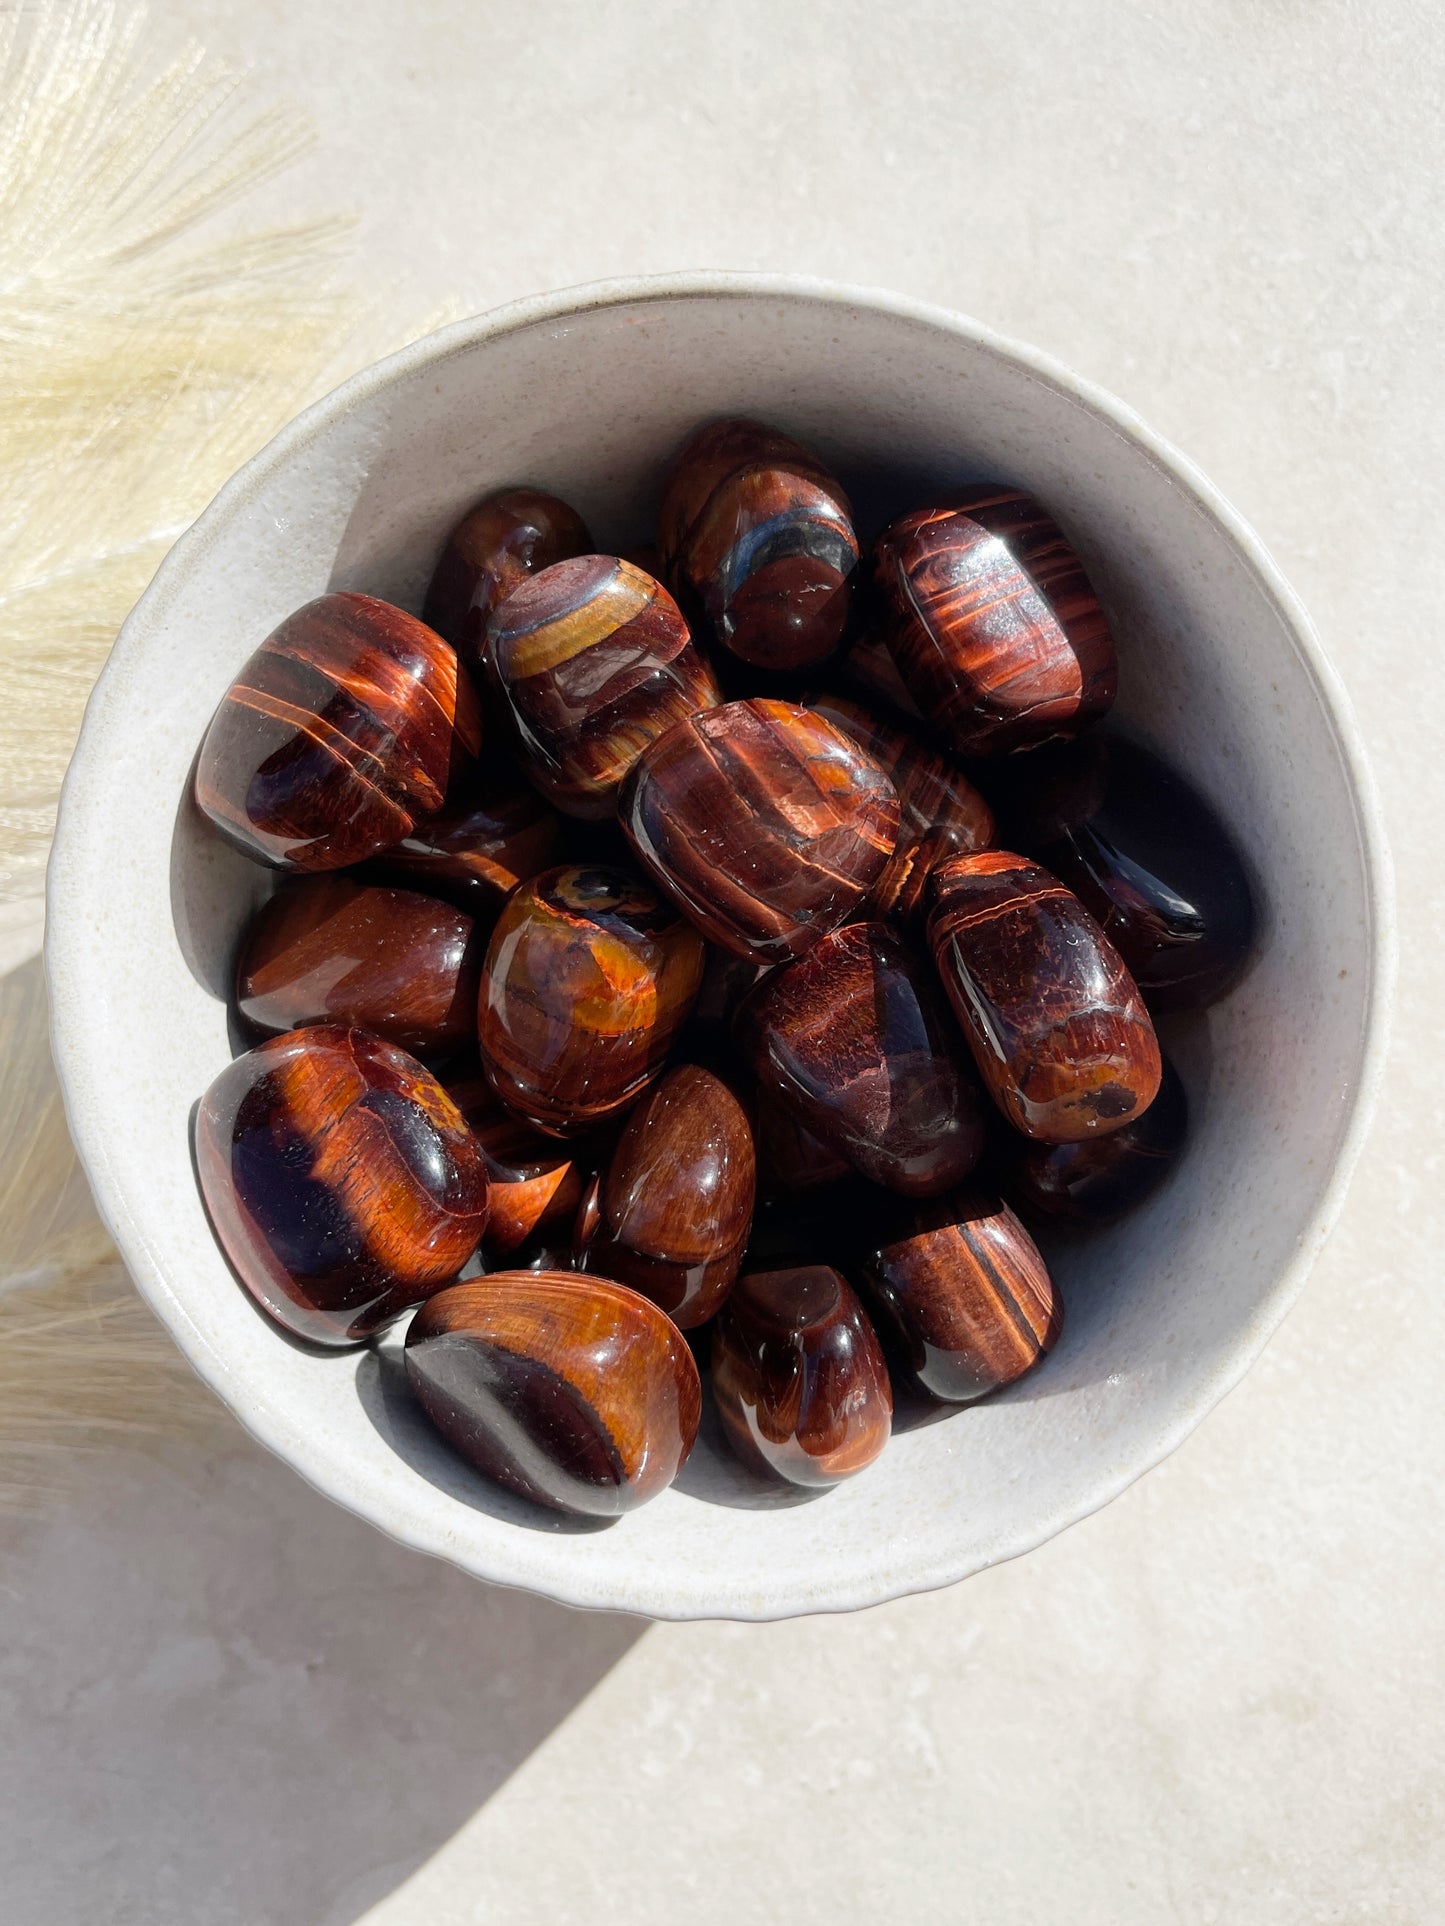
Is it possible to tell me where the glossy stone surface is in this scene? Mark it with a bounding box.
[357,762,563,918]
[1007,1055,1189,1225]
[738,921,985,1196]
[487,554,720,819]
[711,1265,892,1487]
[194,592,482,871]
[986,733,1257,1010]
[477,864,705,1135]
[236,876,483,1060]
[852,1187,1061,1402]
[806,691,995,921]
[873,491,1117,755]
[422,487,592,673]
[929,850,1162,1142]
[406,1272,701,1517]
[441,1069,591,1261]
[755,1090,852,1192]
[619,698,901,961]
[580,1065,756,1328]
[658,418,858,672]
[195,1025,489,1346]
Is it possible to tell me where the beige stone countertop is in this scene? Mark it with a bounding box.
[4,3,1440,1921]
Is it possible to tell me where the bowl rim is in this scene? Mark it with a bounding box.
[45,270,1397,1619]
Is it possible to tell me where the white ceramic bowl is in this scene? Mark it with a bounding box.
[47,274,1392,1620]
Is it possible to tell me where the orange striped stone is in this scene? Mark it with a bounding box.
[477,864,705,1135]
[406,1273,701,1516]
[658,418,858,673]
[852,1186,1060,1402]
[874,490,1117,755]
[488,554,720,819]
[619,698,901,962]
[928,849,1161,1142]
[194,592,481,871]
[195,1025,489,1347]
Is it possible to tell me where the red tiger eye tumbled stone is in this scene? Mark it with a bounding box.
[619,698,901,962]
[357,763,563,918]
[658,418,859,672]
[711,1265,892,1487]
[194,592,482,871]
[478,864,705,1135]
[488,554,721,819]
[422,486,592,673]
[806,691,995,921]
[874,490,1117,755]
[580,1064,756,1328]
[1007,1055,1189,1225]
[852,1187,1060,1402]
[195,1025,489,1347]
[406,1273,701,1516]
[236,876,484,1060]
[928,850,1161,1142]
[737,921,985,1197]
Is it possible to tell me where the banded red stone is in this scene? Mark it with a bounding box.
[236,876,484,1060]
[659,418,858,673]
[423,486,592,674]
[579,1064,756,1328]
[195,1025,489,1347]
[194,592,481,871]
[874,489,1117,755]
[806,690,995,921]
[477,864,705,1136]
[928,849,1161,1142]
[488,554,720,819]
[619,698,901,962]
[711,1265,892,1486]
[406,1273,701,1516]
[736,920,986,1197]
[852,1186,1061,1402]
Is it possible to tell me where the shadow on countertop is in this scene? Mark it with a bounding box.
[0,1431,645,1926]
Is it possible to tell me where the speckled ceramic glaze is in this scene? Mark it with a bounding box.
[46,276,1392,1621]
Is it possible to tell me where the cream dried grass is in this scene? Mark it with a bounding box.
[0,959,224,1504]
[0,0,355,902]
[0,0,383,1503]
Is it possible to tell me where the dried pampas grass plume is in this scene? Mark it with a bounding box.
[0,0,395,1503]
[0,958,223,1506]
[0,0,356,905]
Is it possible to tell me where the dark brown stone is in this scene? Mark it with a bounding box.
[711,1265,892,1486]
[194,593,481,871]
[619,698,900,961]
[406,1273,701,1515]
[195,1025,488,1346]
[928,850,1161,1142]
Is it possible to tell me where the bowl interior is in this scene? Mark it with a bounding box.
[47,281,1383,1618]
